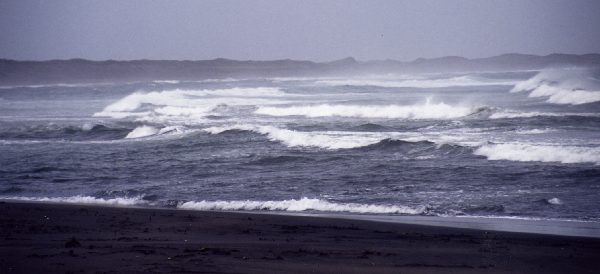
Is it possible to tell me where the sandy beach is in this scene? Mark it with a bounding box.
[1,201,599,274]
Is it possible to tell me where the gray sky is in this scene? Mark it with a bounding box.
[1,0,599,62]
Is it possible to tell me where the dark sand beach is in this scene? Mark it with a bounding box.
[1,202,600,274]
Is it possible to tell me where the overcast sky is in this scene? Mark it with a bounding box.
[1,0,599,62]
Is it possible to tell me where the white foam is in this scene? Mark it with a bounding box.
[544,88,600,105]
[490,111,558,119]
[178,197,426,214]
[152,80,180,84]
[203,124,382,149]
[474,143,600,164]
[515,128,553,134]
[489,110,599,119]
[157,125,189,135]
[316,76,514,88]
[511,69,600,105]
[93,87,289,120]
[255,100,477,120]
[3,195,145,206]
[81,123,95,131]
[548,198,563,205]
[125,125,159,138]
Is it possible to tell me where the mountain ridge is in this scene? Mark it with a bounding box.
[1,53,599,85]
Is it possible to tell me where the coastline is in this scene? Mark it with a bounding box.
[2,201,600,273]
[4,198,600,238]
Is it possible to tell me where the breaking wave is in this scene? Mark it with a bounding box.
[511,68,600,105]
[125,125,192,139]
[255,100,481,120]
[125,125,159,138]
[489,110,600,119]
[1,195,146,206]
[546,198,563,205]
[474,143,600,164]
[94,87,289,120]
[203,124,382,149]
[203,125,475,156]
[178,197,427,214]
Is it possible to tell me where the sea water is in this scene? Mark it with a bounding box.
[1,68,599,222]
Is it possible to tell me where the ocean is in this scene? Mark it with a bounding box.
[1,68,599,222]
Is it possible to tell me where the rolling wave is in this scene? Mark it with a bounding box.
[202,124,474,157]
[1,195,147,206]
[203,124,382,149]
[125,125,193,139]
[489,110,600,119]
[511,68,600,105]
[94,87,290,120]
[178,197,427,214]
[474,143,600,164]
[255,100,481,119]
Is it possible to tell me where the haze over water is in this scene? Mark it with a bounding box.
[1,67,599,221]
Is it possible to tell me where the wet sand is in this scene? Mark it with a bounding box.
[1,201,600,273]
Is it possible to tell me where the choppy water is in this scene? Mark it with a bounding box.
[1,68,599,221]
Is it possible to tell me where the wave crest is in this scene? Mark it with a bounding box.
[511,68,600,105]
[94,87,289,120]
[203,124,381,149]
[474,143,600,164]
[125,125,192,139]
[2,195,146,206]
[255,100,480,120]
[178,197,426,214]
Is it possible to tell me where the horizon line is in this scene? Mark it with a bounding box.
[2,52,599,64]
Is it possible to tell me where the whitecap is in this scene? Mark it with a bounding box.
[178,197,426,215]
[93,87,290,121]
[474,143,600,164]
[255,100,479,120]
[2,195,145,206]
[125,125,159,138]
[203,124,383,149]
[510,68,600,105]
[547,198,563,205]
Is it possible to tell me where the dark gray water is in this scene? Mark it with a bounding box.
[1,68,599,221]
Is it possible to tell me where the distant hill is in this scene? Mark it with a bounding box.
[1,53,599,85]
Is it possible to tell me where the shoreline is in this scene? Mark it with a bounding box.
[0,199,600,238]
[3,198,600,238]
[2,201,600,273]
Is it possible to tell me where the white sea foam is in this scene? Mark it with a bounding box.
[474,143,600,164]
[255,100,478,120]
[203,124,382,149]
[548,198,563,205]
[152,80,180,84]
[125,125,159,138]
[490,111,559,119]
[125,125,193,139]
[511,68,600,105]
[81,123,95,131]
[94,87,289,120]
[489,110,600,119]
[2,195,145,206]
[316,76,515,88]
[157,125,190,135]
[178,197,426,214]
[515,128,554,134]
